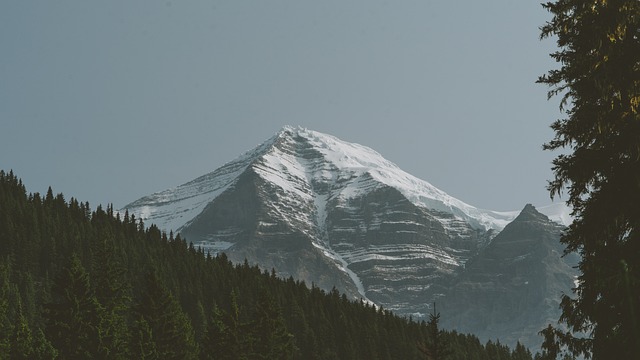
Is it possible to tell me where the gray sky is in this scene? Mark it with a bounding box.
[1,1,563,212]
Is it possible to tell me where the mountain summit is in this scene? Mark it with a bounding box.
[123,126,575,350]
[125,126,516,236]
[124,126,519,299]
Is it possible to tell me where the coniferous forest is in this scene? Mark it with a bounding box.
[0,170,539,359]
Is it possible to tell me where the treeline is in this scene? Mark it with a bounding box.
[0,169,537,359]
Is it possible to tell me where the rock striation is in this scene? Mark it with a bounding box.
[123,126,576,350]
[440,204,579,349]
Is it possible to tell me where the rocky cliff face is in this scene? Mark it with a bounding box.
[323,184,493,314]
[440,204,579,349]
[124,127,515,303]
[122,127,576,350]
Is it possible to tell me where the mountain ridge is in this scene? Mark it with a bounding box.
[124,126,570,234]
[122,126,576,350]
[440,203,578,349]
[123,126,521,302]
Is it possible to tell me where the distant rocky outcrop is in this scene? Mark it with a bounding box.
[440,204,579,349]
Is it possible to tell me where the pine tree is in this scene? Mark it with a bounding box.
[30,328,57,360]
[538,1,640,358]
[91,233,131,359]
[0,261,12,359]
[131,317,159,360]
[512,341,533,360]
[417,303,450,360]
[132,272,198,360]
[200,304,229,360]
[9,300,32,360]
[222,289,246,360]
[248,288,296,359]
[0,170,543,360]
[43,254,102,358]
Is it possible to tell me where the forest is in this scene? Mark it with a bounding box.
[0,169,540,359]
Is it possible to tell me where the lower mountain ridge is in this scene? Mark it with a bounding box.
[439,204,578,349]
[123,127,576,351]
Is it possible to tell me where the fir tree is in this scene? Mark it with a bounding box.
[29,328,57,360]
[131,317,159,360]
[512,341,533,360]
[44,254,102,359]
[91,233,131,359]
[0,261,11,359]
[0,171,539,360]
[222,289,247,360]
[417,303,450,360]
[8,298,55,360]
[200,304,229,360]
[132,272,198,360]
[9,300,32,360]
[538,0,640,358]
[248,288,296,359]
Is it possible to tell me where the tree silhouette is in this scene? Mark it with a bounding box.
[539,0,640,358]
[417,303,450,360]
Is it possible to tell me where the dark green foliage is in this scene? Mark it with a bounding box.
[132,272,198,359]
[538,0,640,358]
[200,304,229,360]
[512,342,533,360]
[44,254,102,358]
[10,300,32,360]
[0,261,12,359]
[248,288,296,359]
[417,303,451,360]
[0,170,538,359]
[131,317,158,360]
[92,233,131,359]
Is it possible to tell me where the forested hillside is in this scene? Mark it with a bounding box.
[0,170,537,359]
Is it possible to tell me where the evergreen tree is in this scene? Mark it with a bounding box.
[512,341,533,360]
[200,304,229,360]
[0,171,539,360]
[249,288,296,359]
[132,272,198,360]
[538,0,640,358]
[0,261,12,359]
[29,328,58,360]
[91,233,131,359]
[8,298,55,360]
[9,300,32,360]
[131,317,159,360]
[418,303,450,360]
[43,254,102,359]
[221,289,247,360]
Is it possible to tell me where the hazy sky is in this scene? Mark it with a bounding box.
[1,1,564,212]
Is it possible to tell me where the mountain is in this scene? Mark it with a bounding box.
[439,204,579,348]
[123,126,575,349]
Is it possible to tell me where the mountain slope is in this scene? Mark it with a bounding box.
[123,126,576,349]
[124,126,521,302]
[440,204,579,350]
[0,170,542,360]
[125,126,517,234]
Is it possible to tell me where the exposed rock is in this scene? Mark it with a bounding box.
[123,127,577,350]
[440,204,579,350]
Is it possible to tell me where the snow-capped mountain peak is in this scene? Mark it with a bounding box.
[124,126,570,236]
[121,126,575,352]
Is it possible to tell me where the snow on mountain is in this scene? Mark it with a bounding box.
[121,126,576,350]
[125,126,528,235]
[288,126,519,232]
[537,202,573,227]
[123,134,280,233]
